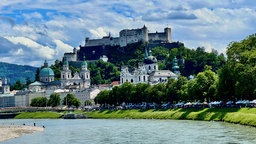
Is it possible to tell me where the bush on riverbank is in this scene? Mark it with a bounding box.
[86,108,256,127]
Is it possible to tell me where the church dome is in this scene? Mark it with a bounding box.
[40,60,54,77]
[144,55,157,64]
[82,61,87,67]
[40,67,54,77]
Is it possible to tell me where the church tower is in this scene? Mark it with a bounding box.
[143,45,158,74]
[80,58,90,88]
[172,57,180,75]
[61,59,72,80]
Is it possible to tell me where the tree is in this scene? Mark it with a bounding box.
[48,93,61,107]
[63,93,81,108]
[30,97,48,107]
[191,67,218,102]
[166,76,188,103]
[25,77,32,86]
[35,68,40,81]
[223,34,256,100]
[11,80,26,90]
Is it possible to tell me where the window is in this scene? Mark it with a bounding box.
[131,79,133,83]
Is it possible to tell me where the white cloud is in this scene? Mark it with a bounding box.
[12,48,24,56]
[53,39,73,56]
[4,36,55,59]
[89,27,108,38]
[0,0,256,66]
[22,12,43,20]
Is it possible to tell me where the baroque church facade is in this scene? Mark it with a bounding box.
[61,59,90,89]
[120,46,179,85]
[29,59,90,92]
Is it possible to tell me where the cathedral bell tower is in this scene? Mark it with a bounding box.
[61,59,72,80]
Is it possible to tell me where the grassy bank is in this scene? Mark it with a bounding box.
[15,111,63,119]
[86,108,256,127]
[14,110,86,119]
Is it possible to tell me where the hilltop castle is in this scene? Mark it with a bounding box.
[63,25,179,62]
[85,25,172,47]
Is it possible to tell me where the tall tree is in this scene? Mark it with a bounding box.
[48,93,61,107]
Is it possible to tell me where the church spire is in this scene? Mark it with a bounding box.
[172,57,180,75]
[144,44,149,59]
[44,60,48,68]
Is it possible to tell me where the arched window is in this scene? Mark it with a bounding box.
[131,79,133,83]
[143,76,146,81]
[154,65,156,70]
[139,76,141,81]
[149,66,151,70]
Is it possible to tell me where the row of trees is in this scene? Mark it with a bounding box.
[95,67,218,105]
[95,34,256,105]
[30,93,81,108]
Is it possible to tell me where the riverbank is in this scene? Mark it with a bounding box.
[0,125,44,142]
[86,108,256,127]
[12,108,256,127]
[15,111,62,119]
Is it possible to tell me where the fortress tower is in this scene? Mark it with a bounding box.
[164,27,172,43]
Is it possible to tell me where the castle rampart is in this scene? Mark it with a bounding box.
[84,25,171,47]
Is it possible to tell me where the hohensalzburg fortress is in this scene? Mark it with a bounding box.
[85,25,172,47]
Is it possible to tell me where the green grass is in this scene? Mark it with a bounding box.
[86,108,256,127]
[15,111,62,119]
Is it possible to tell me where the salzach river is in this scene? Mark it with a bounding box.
[1,119,256,144]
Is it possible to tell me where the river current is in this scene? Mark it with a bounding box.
[1,119,256,144]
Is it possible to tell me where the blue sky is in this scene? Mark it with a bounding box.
[0,0,256,67]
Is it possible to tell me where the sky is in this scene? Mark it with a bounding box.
[0,0,256,67]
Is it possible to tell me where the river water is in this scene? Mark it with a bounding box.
[1,119,256,144]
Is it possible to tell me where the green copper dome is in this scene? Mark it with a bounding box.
[82,61,87,67]
[40,67,54,77]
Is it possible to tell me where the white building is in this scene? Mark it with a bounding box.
[61,59,90,89]
[120,46,178,85]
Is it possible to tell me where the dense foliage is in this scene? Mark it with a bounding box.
[95,67,218,105]
[30,97,48,107]
[48,93,61,107]
[63,93,81,108]
[217,34,256,101]
[88,60,120,85]
[95,34,256,105]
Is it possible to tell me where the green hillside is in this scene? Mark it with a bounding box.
[0,62,37,84]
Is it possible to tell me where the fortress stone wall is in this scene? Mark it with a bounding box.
[85,25,172,47]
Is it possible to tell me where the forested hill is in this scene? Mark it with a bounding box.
[0,62,37,84]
